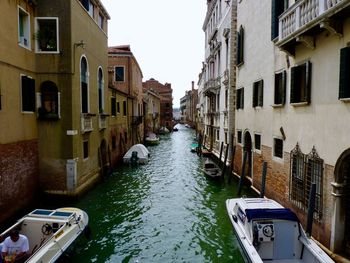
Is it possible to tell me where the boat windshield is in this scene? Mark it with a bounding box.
[245,208,299,222]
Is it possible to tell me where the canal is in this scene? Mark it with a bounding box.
[66,125,253,263]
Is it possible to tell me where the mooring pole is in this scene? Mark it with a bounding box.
[260,162,268,198]
[229,145,236,183]
[219,141,224,162]
[306,183,316,236]
[237,151,247,196]
[222,144,229,177]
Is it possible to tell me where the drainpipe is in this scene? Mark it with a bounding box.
[228,1,237,167]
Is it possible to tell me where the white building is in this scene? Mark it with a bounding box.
[201,0,232,154]
[235,0,350,258]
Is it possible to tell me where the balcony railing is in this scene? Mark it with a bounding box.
[99,114,108,130]
[203,77,221,95]
[278,0,349,45]
[81,113,95,133]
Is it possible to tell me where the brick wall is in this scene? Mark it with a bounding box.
[232,143,333,248]
[0,140,39,223]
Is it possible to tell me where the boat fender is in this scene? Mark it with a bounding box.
[83,225,92,239]
[41,223,53,235]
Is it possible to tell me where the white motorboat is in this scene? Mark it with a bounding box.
[226,198,334,263]
[145,133,160,145]
[123,144,150,164]
[1,207,89,263]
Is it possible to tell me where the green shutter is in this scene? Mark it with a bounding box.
[339,47,350,99]
[281,71,286,105]
[236,31,241,65]
[290,67,296,103]
[305,61,312,103]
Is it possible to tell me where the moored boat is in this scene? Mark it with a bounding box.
[145,133,160,145]
[123,144,150,164]
[203,160,222,179]
[226,198,334,263]
[1,207,89,263]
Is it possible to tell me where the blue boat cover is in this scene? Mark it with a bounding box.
[245,208,299,222]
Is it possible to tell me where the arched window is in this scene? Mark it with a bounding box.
[81,57,89,113]
[98,67,104,112]
[39,81,59,119]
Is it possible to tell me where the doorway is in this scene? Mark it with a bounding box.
[244,131,252,177]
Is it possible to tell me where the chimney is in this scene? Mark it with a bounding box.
[192,81,194,91]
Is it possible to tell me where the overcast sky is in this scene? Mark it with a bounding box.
[100,0,207,108]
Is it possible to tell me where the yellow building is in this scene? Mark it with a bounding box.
[0,0,110,222]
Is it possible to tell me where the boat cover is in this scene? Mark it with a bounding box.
[245,208,299,222]
[123,144,149,159]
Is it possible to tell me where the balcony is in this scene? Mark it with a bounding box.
[81,113,95,133]
[99,113,109,130]
[277,0,350,54]
[203,77,221,96]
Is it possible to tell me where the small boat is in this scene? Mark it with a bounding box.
[204,160,222,179]
[226,198,334,263]
[173,127,178,132]
[145,133,160,145]
[1,207,89,263]
[158,126,170,134]
[123,144,150,164]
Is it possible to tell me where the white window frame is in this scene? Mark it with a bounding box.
[34,17,59,53]
[254,133,262,154]
[18,6,31,50]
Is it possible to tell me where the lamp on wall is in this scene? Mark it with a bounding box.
[74,40,85,49]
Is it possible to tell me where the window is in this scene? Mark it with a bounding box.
[123,101,127,116]
[290,61,312,104]
[237,130,242,144]
[216,92,220,111]
[216,129,220,141]
[254,134,261,151]
[290,144,323,221]
[111,97,116,116]
[339,46,350,99]
[225,132,228,144]
[236,88,244,109]
[271,0,288,40]
[35,18,59,52]
[18,7,30,48]
[225,88,228,109]
[236,26,244,65]
[98,68,104,112]
[80,57,89,113]
[274,71,286,105]
[115,67,125,82]
[117,101,120,113]
[83,140,89,159]
[274,138,283,158]
[88,2,95,17]
[21,75,35,112]
[39,81,59,119]
[98,13,104,29]
[253,80,263,107]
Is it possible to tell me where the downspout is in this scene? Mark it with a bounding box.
[228,1,237,167]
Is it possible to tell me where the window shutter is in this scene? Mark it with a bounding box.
[271,0,284,40]
[259,80,264,106]
[290,67,296,103]
[236,31,241,65]
[58,92,61,118]
[281,71,286,105]
[339,47,350,99]
[305,61,312,103]
[242,88,244,109]
[240,27,244,64]
[253,83,257,107]
[29,78,35,111]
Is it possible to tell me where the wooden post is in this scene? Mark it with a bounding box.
[237,151,247,196]
[219,141,224,162]
[229,145,236,179]
[306,183,316,236]
[260,162,267,198]
[222,144,229,176]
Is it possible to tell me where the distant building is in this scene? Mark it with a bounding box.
[180,82,198,128]
[108,45,144,167]
[143,78,173,130]
[143,89,161,134]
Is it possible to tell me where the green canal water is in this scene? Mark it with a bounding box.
[66,125,253,263]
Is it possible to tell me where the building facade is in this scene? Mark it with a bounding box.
[108,45,144,167]
[143,89,161,135]
[0,0,110,221]
[142,78,173,131]
[234,0,350,258]
[201,0,232,154]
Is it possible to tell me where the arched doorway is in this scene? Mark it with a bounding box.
[244,131,252,177]
[333,149,350,256]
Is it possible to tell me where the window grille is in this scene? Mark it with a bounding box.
[289,144,324,221]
